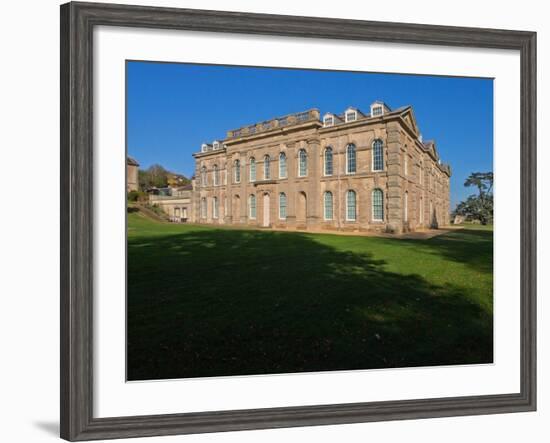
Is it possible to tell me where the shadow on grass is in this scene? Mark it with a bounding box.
[127,228,493,381]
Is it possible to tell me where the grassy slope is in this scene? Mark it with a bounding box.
[127,213,493,380]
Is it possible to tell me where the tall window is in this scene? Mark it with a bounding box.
[324,147,333,176]
[346,190,357,221]
[249,157,256,182]
[264,155,271,179]
[249,194,256,219]
[213,164,219,186]
[279,193,287,220]
[279,152,287,178]
[372,139,384,171]
[298,149,307,177]
[372,189,384,221]
[419,196,424,224]
[200,197,207,218]
[404,191,408,222]
[419,161,423,185]
[346,144,356,174]
[324,191,333,220]
[234,159,241,183]
[404,154,408,176]
[200,166,207,186]
[213,197,219,219]
[224,196,228,216]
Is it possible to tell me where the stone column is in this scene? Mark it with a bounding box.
[385,123,403,233]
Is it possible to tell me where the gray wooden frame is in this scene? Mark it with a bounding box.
[60,1,537,441]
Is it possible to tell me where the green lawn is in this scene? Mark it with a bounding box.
[127,213,493,381]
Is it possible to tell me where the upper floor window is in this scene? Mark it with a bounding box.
[213,164,219,186]
[200,166,207,186]
[249,157,256,182]
[419,161,423,185]
[324,147,333,176]
[279,193,287,220]
[346,144,356,174]
[249,194,256,219]
[323,114,334,127]
[279,152,287,178]
[372,188,384,221]
[324,191,333,220]
[372,139,384,172]
[201,143,208,153]
[213,141,220,150]
[264,155,271,179]
[298,149,307,177]
[345,110,357,123]
[346,190,357,221]
[234,159,241,183]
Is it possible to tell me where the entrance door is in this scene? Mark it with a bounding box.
[263,193,270,227]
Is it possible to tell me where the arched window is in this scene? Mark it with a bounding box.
[224,196,228,217]
[200,166,207,186]
[298,149,307,177]
[324,147,333,176]
[213,164,219,186]
[279,152,287,178]
[213,197,219,219]
[346,190,356,221]
[404,191,408,222]
[249,157,256,182]
[264,155,271,179]
[324,191,333,220]
[234,159,241,183]
[200,197,207,219]
[279,193,287,220]
[249,194,256,219]
[372,139,384,171]
[419,160,423,185]
[372,189,384,221]
[346,144,356,174]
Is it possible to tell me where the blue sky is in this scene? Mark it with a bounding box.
[127,61,493,208]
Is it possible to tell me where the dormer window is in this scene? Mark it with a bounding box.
[323,114,334,127]
[371,105,384,117]
[345,110,357,123]
[212,141,220,150]
[201,143,208,153]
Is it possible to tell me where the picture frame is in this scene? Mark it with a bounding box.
[60,1,537,441]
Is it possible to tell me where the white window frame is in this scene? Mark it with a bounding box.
[372,188,384,221]
[213,164,219,186]
[249,157,256,182]
[213,197,219,219]
[279,152,287,179]
[372,139,384,172]
[345,110,357,123]
[324,147,333,176]
[298,149,307,177]
[371,105,384,117]
[346,190,357,221]
[279,192,287,220]
[249,194,256,219]
[264,155,270,180]
[234,159,241,183]
[324,191,333,220]
[346,144,356,175]
[323,114,334,127]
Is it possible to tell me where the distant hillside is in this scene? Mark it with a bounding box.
[138,164,190,190]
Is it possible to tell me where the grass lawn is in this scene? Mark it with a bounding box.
[127,213,493,381]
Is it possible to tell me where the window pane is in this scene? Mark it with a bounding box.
[249,195,256,218]
[279,193,287,219]
[372,189,384,220]
[373,140,384,171]
[264,155,270,179]
[347,144,356,173]
[324,148,333,175]
[347,190,356,221]
[234,160,240,182]
[279,153,287,178]
[299,149,307,177]
[324,192,333,220]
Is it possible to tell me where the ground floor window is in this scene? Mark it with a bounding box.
[324,191,333,220]
[200,197,207,218]
[249,194,256,219]
[279,193,287,219]
[213,197,219,219]
[346,190,356,221]
[372,189,384,221]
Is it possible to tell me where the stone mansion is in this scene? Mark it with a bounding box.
[153,101,451,234]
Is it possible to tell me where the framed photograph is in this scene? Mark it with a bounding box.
[60,1,536,440]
